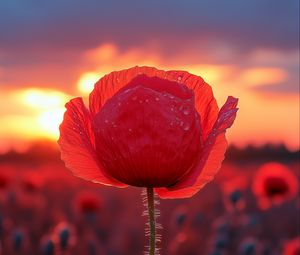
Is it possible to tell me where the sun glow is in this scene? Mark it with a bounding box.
[16,88,70,139]
[240,67,288,87]
[37,108,66,138]
[21,89,66,108]
[77,72,102,94]
[0,88,71,152]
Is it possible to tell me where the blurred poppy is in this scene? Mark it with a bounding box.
[21,173,42,193]
[40,236,55,255]
[252,162,298,209]
[0,173,10,190]
[222,172,248,212]
[239,237,260,255]
[10,228,29,253]
[283,237,300,255]
[211,234,229,251]
[54,221,76,251]
[75,191,102,215]
[11,229,23,252]
[212,216,231,234]
[58,66,238,198]
[171,206,188,229]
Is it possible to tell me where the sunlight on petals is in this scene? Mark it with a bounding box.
[178,64,236,84]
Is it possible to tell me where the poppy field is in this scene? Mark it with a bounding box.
[0,146,298,255]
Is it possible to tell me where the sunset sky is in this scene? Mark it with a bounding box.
[0,0,299,153]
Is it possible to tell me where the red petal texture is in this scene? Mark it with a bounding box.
[92,79,202,187]
[89,66,219,140]
[58,97,127,187]
[155,96,238,198]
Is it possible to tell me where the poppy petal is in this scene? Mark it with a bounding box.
[166,70,219,141]
[155,96,238,198]
[89,66,165,117]
[89,67,219,140]
[58,97,127,187]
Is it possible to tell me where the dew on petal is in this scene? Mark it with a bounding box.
[183,123,190,131]
[183,109,190,115]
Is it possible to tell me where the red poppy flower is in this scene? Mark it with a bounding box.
[21,174,42,193]
[283,237,300,255]
[58,66,238,198]
[221,167,249,212]
[75,191,102,214]
[252,162,298,209]
[0,173,10,190]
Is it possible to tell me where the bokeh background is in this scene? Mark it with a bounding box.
[0,1,299,254]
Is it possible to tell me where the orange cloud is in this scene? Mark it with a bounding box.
[239,67,288,87]
[0,43,298,152]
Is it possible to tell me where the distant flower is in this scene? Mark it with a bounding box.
[283,236,300,255]
[171,206,188,229]
[21,174,41,193]
[10,229,29,253]
[0,173,10,190]
[75,191,102,215]
[212,216,231,234]
[54,221,76,251]
[212,234,229,251]
[222,173,248,212]
[58,66,238,198]
[252,162,298,209]
[40,237,55,255]
[239,237,260,255]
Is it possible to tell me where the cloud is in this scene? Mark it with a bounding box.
[0,0,298,52]
[0,0,298,94]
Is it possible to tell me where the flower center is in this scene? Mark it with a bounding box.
[264,177,289,197]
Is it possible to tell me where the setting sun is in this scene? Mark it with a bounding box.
[37,108,66,139]
[21,89,66,109]
[77,72,102,94]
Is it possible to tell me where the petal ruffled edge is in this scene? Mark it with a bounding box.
[58,97,127,188]
[89,67,219,140]
[155,96,238,199]
[89,66,165,117]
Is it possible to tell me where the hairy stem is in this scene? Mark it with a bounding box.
[147,187,156,255]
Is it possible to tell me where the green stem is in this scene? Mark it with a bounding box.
[146,187,156,255]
